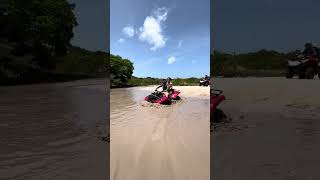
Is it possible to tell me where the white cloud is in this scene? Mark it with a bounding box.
[178,40,183,48]
[168,56,176,64]
[153,7,168,22]
[118,38,125,43]
[122,25,135,38]
[139,7,168,51]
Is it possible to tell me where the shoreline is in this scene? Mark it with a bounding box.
[0,78,109,88]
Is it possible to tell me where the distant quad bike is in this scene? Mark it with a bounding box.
[199,79,210,86]
[286,54,320,79]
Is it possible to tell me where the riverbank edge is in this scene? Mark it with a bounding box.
[111,77,203,89]
[0,70,108,86]
[110,83,201,89]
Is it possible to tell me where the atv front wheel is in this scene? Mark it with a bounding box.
[285,67,294,79]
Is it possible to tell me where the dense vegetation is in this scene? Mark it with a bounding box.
[110,54,134,88]
[127,77,202,87]
[211,50,290,77]
[0,0,108,85]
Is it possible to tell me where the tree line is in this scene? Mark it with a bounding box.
[0,0,109,85]
[211,50,297,77]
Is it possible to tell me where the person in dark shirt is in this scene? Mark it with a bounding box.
[303,43,318,59]
[155,77,174,99]
[155,79,167,92]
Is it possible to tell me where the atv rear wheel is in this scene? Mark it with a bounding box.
[285,67,294,79]
[305,67,315,79]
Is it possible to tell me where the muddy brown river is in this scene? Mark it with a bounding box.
[111,86,210,180]
[0,79,109,180]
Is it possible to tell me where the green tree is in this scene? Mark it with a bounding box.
[5,0,77,67]
[110,54,134,87]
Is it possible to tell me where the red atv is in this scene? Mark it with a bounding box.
[211,89,226,123]
[144,89,181,105]
[286,53,320,79]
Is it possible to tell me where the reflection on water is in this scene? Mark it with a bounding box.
[0,79,109,180]
[111,87,210,180]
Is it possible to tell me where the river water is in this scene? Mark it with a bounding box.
[111,86,210,180]
[0,79,109,180]
[212,77,320,180]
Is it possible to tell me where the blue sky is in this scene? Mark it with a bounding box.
[212,0,320,53]
[111,0,210,78]
[70,0,109,52]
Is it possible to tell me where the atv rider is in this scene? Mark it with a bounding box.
[155,77,174,100]
[303,43,319,60]
[200,75,210,86]
[204,75,210,82]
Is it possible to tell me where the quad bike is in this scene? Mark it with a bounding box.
[144,89,181,105]
[211,89,226,123]
[286,53,320,79]
[199,79,210,86]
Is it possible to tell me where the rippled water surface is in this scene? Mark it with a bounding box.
[0,79,109,180]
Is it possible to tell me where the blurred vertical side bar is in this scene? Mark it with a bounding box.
[210,0,214,179]
[106,0,110,179]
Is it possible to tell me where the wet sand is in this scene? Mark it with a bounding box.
[0,79,109,180]
[212,77,320,180]
[111,86,210,180]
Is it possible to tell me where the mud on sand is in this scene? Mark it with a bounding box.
[212,77,320,180]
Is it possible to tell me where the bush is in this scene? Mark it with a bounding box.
[110,54,134,87]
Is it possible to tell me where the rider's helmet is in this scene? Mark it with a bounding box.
[167,77,172,82]
[305,42,313,48]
